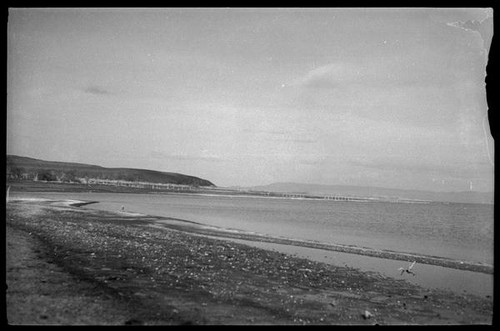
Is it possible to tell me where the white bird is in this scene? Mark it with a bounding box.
[398,261,416,276]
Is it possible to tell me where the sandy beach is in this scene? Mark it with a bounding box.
[6,198,493,325]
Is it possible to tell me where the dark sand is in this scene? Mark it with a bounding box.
[6,199,493,325]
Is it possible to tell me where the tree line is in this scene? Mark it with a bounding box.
[6,166,140,183]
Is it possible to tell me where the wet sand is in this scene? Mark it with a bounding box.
[6,199,493,325]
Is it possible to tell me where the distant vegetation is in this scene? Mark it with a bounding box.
[6,155,215,187]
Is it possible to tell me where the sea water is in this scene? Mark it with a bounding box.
[77,192,493,264]
[9,191,494,297]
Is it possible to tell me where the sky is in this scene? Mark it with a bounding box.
[7,8,494,191]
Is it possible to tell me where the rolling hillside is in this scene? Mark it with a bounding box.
[6,155,215,187]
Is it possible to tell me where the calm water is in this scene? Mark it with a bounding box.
[13,191,493,264]
[10,191,494,297]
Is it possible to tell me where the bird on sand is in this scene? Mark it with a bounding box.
[398,261,416,276]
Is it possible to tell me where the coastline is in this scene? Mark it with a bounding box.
[6,198,493,325]
[149,217,493,275]
[9,196,493,274]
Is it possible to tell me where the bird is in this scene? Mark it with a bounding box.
[398,261,416,276]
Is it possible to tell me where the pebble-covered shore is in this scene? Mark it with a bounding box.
[6,200,493,325]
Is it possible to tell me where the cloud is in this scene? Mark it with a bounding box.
[289,137,318,144]
[242,127,319,144]
[297,157,324,165]
[349,158,493,180]
[294,63,362,89]
[83,85,112,95]
[293,55,461,92]
[244,128,287,136]
[149,151,225,163]
[285,56,486,129]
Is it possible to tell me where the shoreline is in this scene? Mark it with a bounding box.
[8,196,493,274]
[6,198,493,325]
[6,180,493,205]
[149,218,493,275]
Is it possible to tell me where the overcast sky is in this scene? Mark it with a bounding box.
[7,8,494,191]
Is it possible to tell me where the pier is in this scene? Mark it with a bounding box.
[79,178,374,202]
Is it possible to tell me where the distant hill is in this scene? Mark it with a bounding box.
[247,182,494,204]
[6,155,215,187]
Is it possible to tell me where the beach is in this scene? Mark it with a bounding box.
[5,197,493,325]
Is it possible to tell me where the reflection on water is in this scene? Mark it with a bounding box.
[223,238,493,298]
